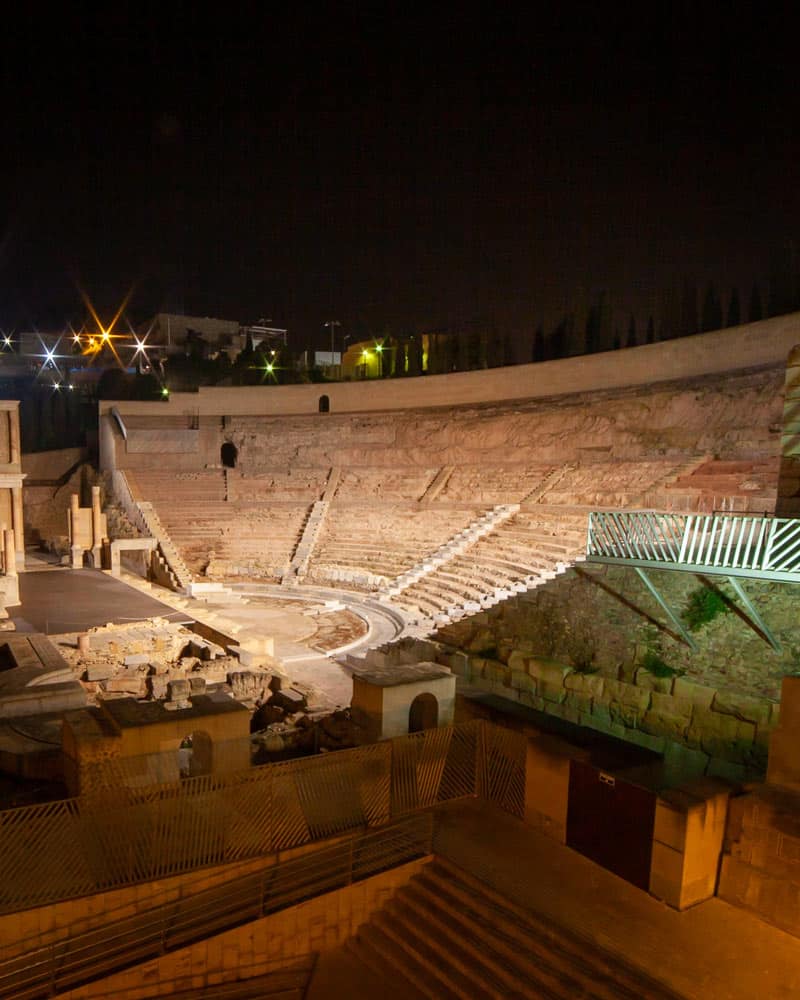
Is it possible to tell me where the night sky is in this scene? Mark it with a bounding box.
[1,6,798,354]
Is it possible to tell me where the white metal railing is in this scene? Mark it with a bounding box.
[586,511,800,581]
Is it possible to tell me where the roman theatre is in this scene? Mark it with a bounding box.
[2,313,800,999]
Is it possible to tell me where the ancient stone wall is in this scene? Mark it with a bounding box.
[433,565,797,783]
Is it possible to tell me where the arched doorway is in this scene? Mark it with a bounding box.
[178,731,213,778]
[318,394,330,413]
[408,693,438,733]
[220,441,238,468]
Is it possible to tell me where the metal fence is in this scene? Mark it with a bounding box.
[0,813,432,1000]
[0,719,525,916]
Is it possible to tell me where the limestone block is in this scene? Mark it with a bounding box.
[687,707,755,761]
[640,710,690,742]
[672,677,716,709]
[564,691,592,715]
[650,778,730,909]
[84,664,111,682]
[634,667,674,694]
[529,659,572,703]
[510,670,536,694]
[507,649,530,673]
[563,672,604,698]
[712,690,772,726]
[650,691,694,720]
[524,734,589,844]
[168,679,191,701]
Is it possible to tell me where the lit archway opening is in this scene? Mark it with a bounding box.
[408,693,438,733]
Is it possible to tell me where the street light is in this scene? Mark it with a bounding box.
[324,320,341,355]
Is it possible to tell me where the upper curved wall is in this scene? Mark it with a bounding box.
[100,313,800,420]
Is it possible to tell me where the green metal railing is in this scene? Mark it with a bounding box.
[587,510,800,582]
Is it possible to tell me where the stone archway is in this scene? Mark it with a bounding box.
[319,394,330,413]
[220,441,238,468]
[409,692,439,733]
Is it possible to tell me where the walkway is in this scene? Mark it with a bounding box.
[310,799,800,999]
[10,566,191,634]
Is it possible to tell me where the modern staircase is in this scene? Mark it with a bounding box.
[347,856,683,1000]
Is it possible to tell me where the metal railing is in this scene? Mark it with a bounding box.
[0,813,432,1000]
[0,720,524,917]
[586,510,800,582]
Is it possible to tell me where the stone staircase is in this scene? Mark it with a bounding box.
[347,856,682,1000]
[420,465,455,503]
[652,457,779,513]
[283,499,331,585]
[136,501,193,592]
[381,504,520,600]
[383,507,586,632]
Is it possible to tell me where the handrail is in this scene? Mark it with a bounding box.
[586,510,800,582]
[0,813,433,1000]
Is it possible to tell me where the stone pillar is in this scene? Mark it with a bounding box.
[91,486,102,568]
[11,486,23,564]
[3,528,16,578]
[767,676,800,790]
[8,407,20,466]
[0,522,6,573]
[70,494,82,569]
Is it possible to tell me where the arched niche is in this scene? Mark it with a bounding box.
[319,394,330,413]
[409,692,439,733]
[220,441,238,468]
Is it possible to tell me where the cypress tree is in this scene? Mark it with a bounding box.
[701,282,723,332]
[626,314,637,348]
[749,282,763,322]
[532,325,545,362]
[726,288,741,327]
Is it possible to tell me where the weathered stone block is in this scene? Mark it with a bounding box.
[634,667,674,694]
[673,677,716,709]
[687,708,756,762]
[564,672,604,698]
[650,691,694,720]
[167,679,191,701]
[529,659,571,702]
[604,679,651,711]
[506,650,530,673]
[564,691,592,715]
[712,690,773,726]
[640,711,690,742]
[510,670,536,694]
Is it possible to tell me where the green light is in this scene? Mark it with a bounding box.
[375,344,383,353]
[266,363,274,373]
[161,387,169,397]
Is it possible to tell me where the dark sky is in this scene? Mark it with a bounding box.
[1,5,798,353]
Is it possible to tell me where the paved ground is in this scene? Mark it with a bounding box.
[9,558,407,706]
[10,568,192,634]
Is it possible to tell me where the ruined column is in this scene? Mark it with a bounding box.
[91,486,103,568]
[11,486,23,564]
[8,407,20,466]
[70,494,82,569]
[3,528,16,577]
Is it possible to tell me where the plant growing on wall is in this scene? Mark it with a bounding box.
[684,584,731,631]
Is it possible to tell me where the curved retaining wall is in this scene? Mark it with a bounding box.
[100,313,800,420]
